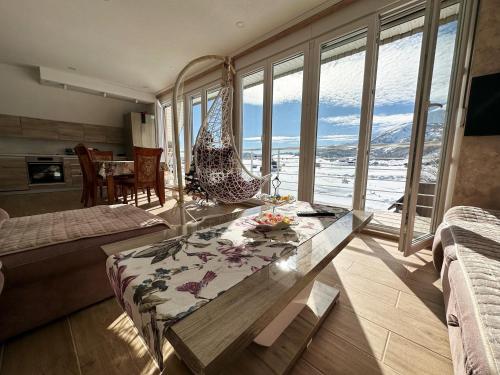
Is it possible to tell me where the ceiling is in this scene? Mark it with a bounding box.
[0,0,338,94]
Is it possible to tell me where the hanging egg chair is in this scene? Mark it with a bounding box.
[172,55,269,204]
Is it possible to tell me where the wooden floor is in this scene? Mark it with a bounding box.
[369,211,432,238]
[0,190,451,374]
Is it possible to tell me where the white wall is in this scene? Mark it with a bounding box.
[0,62,148,126]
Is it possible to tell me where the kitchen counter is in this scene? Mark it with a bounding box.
[0,153,78,158]
[0,154,83,192]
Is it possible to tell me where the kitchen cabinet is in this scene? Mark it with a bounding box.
[20,117,59,140]
[0,157,29,191]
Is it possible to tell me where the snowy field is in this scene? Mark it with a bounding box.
[242,150,437,211]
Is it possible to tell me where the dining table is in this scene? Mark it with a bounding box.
[94,160,166,205]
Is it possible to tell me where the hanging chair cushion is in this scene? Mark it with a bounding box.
[205,171,262,203]
[196,146,235,169]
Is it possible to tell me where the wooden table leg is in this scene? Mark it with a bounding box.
[158,171,166,206]
[106,175,115,204]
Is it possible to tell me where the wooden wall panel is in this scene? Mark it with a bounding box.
[58,122,85,141]
[0,114,22,137]
[105,126,124,144]
[20,117,59,140]
[0,113,126,145]
[83,125,107,143]
[0,157,29,191]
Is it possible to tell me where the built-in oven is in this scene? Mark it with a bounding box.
[26,156,65,185]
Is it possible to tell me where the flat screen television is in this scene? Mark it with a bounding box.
[464,71,500,136]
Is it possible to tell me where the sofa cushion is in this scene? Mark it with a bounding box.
[444,260,491,375]
[0,204,167,256]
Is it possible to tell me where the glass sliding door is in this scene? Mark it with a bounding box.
[313,31,367,208]
[190,94,202,146]
[271,54,304,196]
[361,0,462,246]
[364,10,426,234]
[404,2,461,249]
[241,69,265,176]
[414,2,460,239]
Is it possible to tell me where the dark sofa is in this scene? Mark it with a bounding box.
[0,206,168,341]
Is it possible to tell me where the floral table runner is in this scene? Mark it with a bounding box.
[106,201,349,364]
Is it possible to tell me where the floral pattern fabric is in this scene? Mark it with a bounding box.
[106,201,348,363]
[95,160,166,178]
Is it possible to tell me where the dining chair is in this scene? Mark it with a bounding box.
[89,149,113,161]
[120,146,164,207]
[74,144,98,207]
[89,149,113,198]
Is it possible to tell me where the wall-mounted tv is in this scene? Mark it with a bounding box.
[464,71,500,136]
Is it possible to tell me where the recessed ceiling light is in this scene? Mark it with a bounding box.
[67,66,76,71]
[235,21,245,28]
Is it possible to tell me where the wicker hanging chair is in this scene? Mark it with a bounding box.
[172,55,269,204]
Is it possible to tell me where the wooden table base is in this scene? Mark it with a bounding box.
[161,280,339,375]
[224,280,339,375]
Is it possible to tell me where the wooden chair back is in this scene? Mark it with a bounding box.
[133,146,163,188]
[89,150,113,161]
[74,144,96,185]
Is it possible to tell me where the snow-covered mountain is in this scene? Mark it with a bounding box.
[372,108,445,145]
[316,108,446,159]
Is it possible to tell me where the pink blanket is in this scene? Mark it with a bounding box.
[0,205,168,256]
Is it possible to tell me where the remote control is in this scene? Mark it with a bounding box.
[297,211,337,217]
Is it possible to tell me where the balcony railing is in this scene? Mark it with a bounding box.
[242,143,438,215]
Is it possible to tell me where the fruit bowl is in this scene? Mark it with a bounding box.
[252,212,296,232]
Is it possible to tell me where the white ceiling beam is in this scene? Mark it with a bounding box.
[39,66,156,104]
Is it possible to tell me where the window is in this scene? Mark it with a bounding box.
[313,32,367,208]
[364,15,424,217]
[241,69,265,176]
[271,54,304,196]
[207,87,220,114]
[190,94,202,146]
[159,100,185,187]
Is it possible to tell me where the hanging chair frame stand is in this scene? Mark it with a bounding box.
[172,55,268,204]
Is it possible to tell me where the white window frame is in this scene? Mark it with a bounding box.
[232,0,472,244]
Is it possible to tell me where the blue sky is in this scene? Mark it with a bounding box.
[241,20,457,151]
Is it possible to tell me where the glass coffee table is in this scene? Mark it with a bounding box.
[102,202,372,374]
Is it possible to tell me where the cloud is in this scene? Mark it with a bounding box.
[271,136,300,143]
[318,134,358,142]
[319,115,361,126]
[243,136,261,142]
[243,23,457,108]
[242,71,304,106]
[243,84,264,106]
[243,135,301,143]
[319,113,414,130]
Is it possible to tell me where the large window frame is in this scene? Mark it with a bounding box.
[235,43,310,197]
[158,79,221,187]
[233,0,474,245]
